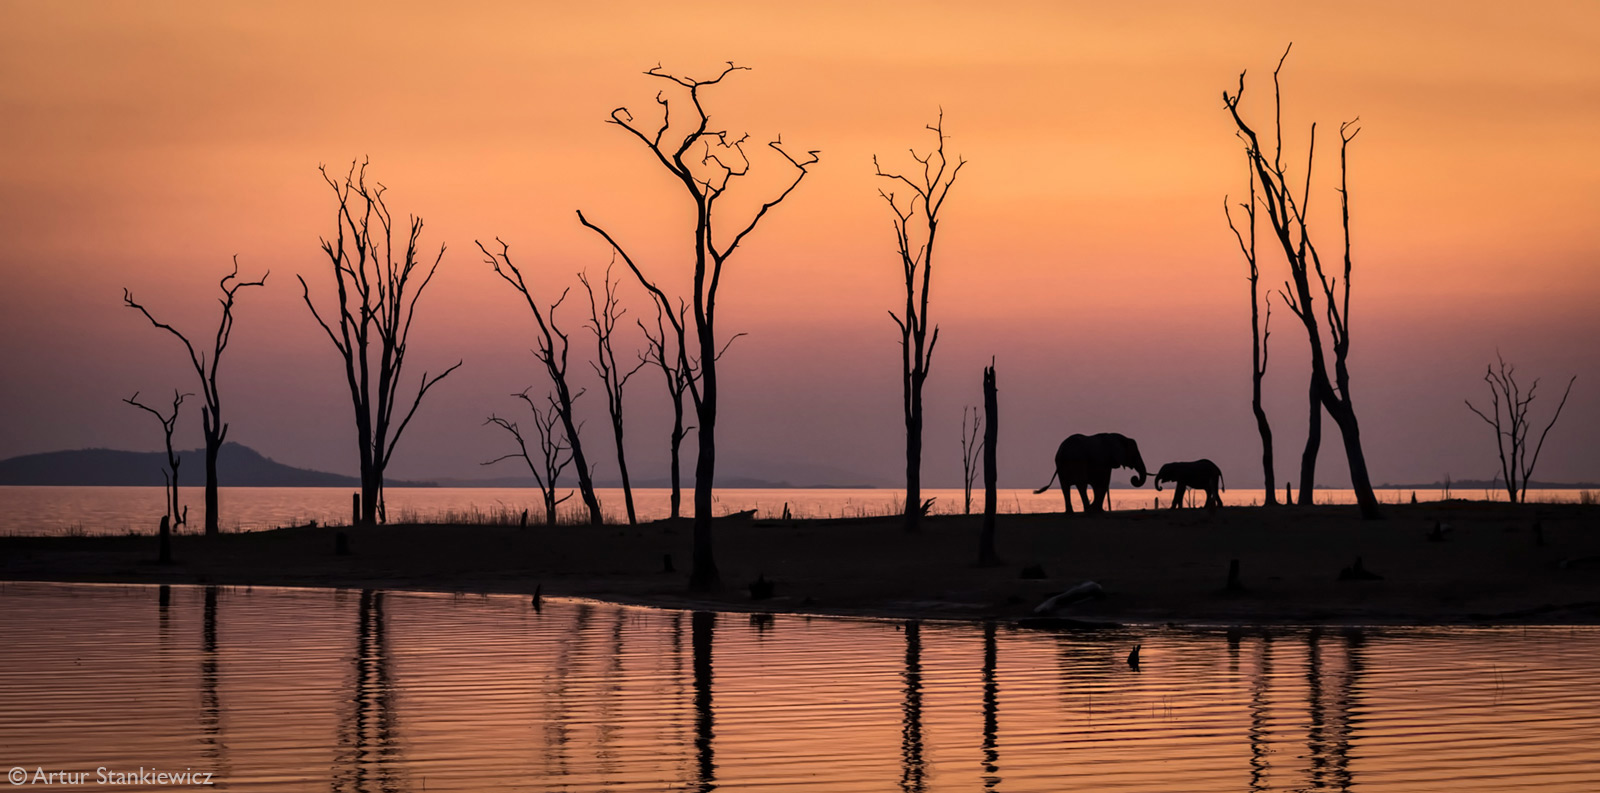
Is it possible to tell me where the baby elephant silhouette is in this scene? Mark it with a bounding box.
[1153,459,1224,509]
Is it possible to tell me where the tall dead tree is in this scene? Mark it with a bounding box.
[299,161,461,526]
[1465,354,1576,503]
[124,259,268,535]
[1223,46,1382,519]
[640,299,694,519]
[876,113,965,532]
[1225,166,1279,506]
[577,62,818,590]
[581,262,648,525]
[960,405,983,515]
[125,390,189,532]
[483,388,575,525]
[480,240,603,525]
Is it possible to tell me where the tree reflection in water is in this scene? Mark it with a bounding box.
[333,590,402,793]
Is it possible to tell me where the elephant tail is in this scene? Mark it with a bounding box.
[1033,470,1059,494]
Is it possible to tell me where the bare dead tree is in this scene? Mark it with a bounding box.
[1225,165,1279,506]
[876,113,965,532]
[581,262,649,525]
[1223,46,1382,519]
[639,298,694,519]
[479,239,603,525]
[483,388,576,525]
[124,390,190,530]
[1465,354,1577,503]
[124,258,267,536]
[978,360,999,566]
[960,405,983,515]
[576,62,818,590]
[298,160,462,526]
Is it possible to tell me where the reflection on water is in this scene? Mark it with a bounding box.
[900,622,925,793]
[980,621,999,791]
[199,586,223,777]
[333,590,402,793]
[1,583,1598,792]
[693,610,715,793]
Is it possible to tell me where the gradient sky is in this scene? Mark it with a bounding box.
[1,1,1596,488]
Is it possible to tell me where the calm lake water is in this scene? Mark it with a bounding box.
[0,583,1595,791]
[1,485,1573,535]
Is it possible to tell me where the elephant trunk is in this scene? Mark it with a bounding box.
[1129,453,1149,488]
[1153,476,1163,491]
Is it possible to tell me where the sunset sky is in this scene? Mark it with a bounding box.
[1,1,1595,489]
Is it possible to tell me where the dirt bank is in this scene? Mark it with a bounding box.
[3,501,1597,624]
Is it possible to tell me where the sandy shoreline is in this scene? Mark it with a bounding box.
[3,502,1598,625]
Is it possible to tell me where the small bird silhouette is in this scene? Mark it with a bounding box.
[1127,644,1142,669]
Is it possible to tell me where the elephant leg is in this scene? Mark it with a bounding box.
[1075,483,1091,514]
[1061,476,1074,514]
[1170,484,1186,509]
[1207,487,1222,509]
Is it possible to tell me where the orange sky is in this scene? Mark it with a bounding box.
[1,1,1595,487]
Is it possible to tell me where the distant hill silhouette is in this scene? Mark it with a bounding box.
[1380,479,1599,490]
[428,475,858,489]
[0,443,435,487]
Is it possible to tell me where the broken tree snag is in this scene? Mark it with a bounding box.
[1223,46,1382,519]
[577,62,819,591]
[299,160,461,527]
[979,359,1000,566]
[877,111,966,534]
[156,514,171,562]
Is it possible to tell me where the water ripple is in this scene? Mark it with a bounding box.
[0,583,1596,791]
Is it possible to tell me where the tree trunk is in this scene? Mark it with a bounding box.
[556,379,603,525]
[979,363,999,566]
[669,417,684,520]
[905,377,923,533]
[690,347,720,591]
[1326,395,1381,517]
[158,514,172,564]
[361,470,380,527]
[1252,397,1277,507]
[358,432,379,526]
[1299,379,1320,507]
[203,434,221,535]
[613,425,637,526]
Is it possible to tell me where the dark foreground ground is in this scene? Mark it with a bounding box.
[3,501,1598,624]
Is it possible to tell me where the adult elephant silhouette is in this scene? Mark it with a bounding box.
[1154,459,1225,510]
[1033,433,1150,514]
